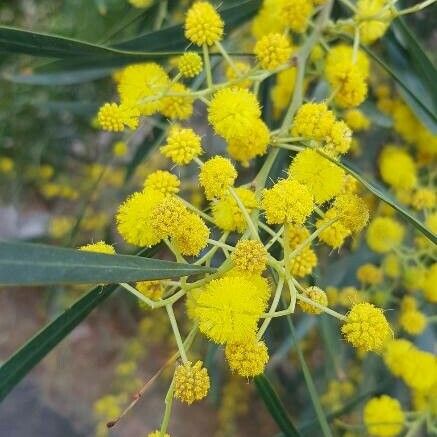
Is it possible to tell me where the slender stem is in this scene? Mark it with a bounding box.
[160,378,175,434]
[215,41,238,72]
[228,187,260,240]
[120,282,157,308]
[202,44,213,89]
[404,414,427,437]
[166,304,188,363]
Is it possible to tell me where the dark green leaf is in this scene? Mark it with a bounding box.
[0,241,213,286]
[254,374,302,437]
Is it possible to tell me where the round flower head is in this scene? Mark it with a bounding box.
[225,61,252,89]
[225,340,269,377]
[97,103,139,132]
[262,179,314,225]
[286,224,310,248]
[363,395,404,437]
[194,275,268,344]
[366,217,405,253]
[231,240,267,275]
[298,286,328,314]
[331,193,369,233]
[79,241,115,255]
[150,196,189,239]
[399,310,427,336]
[174,361,210,404]
[411,187,435,210]
[423,263,437,303]
[383,339,414,377]
[160,126,202,165]
[212,187,258,233]
[379,145,417,190]
[178,52,203,78]
[116,188,165,247]
[280,0,314,33]
[356,0,392,44]
[401,349,437,392]
[199,156,237,200]
[227,119,270,166]
[172,212,209,256]
[382,254,400,279]
[291,102,335,140]
[341,302,392,352]
[326,44,370,79]
[324,120,352,155]
[317,210,351,249]
[289,247,317,278]
[345,109,370,131]
[136,280,165,301]
[289,149,345,204]
[357,263,383,285]
[184,1,224,46]
[112,141,128,157]
[208,88,261,140]
[160,82,193,120]
[254,32,292,70]
[144,170,180,196]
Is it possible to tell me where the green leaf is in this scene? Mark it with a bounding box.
[0,241,213,286]
[254,374,302,437]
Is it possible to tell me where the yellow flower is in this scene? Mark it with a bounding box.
[357,263,383,285]
[356,0,392,44]
[254,32,293,70]
[316,210,351,249]
[298,286,328,314]
[281,0,314,33]
[423,263,437,303]
[160,126,202,165]
[341,302,392,352]
[178,52,203,78]
[174,361,210,404]
[49,216,74,239]
[399,310,427,336]
[160,82,193,120]
[383,339,414,377]
[136,280,165,301]
[97,102,139,132]
[366,217,405,253]
[289,149,345,204]
[150,195,189,239]
[225,340,269,377]
[194,275,268,344]
[426,212,437,234]
[144,170,180,196]
[379,145,417,190]
[289,247,317,277]
[324,120,352,155]
[286,224,310,248]
[330,193,370,233]
[262,179,314,224]
[344,109,370,131]
[199,156,237,200]
[79,241,115,255]
[172,213,209,256]
[225,61,252,89]
[363,395,404,437]
[116,188,165,247]
[401,349,437,392]
[411,187,436,210]
[291,102,335,140]
[382,254,400,279]
[184,1,224,46]
[271,67,296,118]
[112,141,128,157]
[325,44,370,78]
[251,0,287,39]
[231,240,267,275]
[208,88,261,140]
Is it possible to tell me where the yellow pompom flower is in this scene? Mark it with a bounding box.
[97,102,139,132]
[281,0,314,33]
[289,149,345,203]
[291,102,335,140]
[383,339,414,377]
[356,0,392,44]
[324,120,352,155]
[227,119,270,166]
[286,224,310,248]
[423,263,437,303]
[401,349,437,392]
[316,210,351,249]
[112,141,128,157]
[212,188,258,233]
[271,67,296,118]
[251,0,287,39]
[331,194,369,233]
[160,126,202,165]
[262,179,314,225]
[160,82,193,120]
[116,188,164,247]
[326,45,370,79]
[148,432,170,437]
[208,88,261,140]
[344,109,370,131]
[225,61,252,89]
[379,145,417,190]
[298,286,328,314]
[172,213,209,256]
[382,254,400,279]
[363,395,404,437]
[144,170,180,196]
[357,263,383,285]
[150,196,189,239]
[254,32,292,70]
[225,340,269,377]
[184,1,224,46]
[366,217,405,253]
[341,303,392,352]
[0,157,14,174]
[399,310,427,336]
[426,212,437,234]
[79,241,115,255]
[289,247,317,278]
[411,187,436,210]
[194,275,268,344]
[178,52,203,78]
[199,156,237,200]
[136,280,165,301]
[231,240,267,275]
[174,361,210,404]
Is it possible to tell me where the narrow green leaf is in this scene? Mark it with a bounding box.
[0,241,213,286]
[254,374,302,437]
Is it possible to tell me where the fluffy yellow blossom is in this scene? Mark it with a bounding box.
[116,189,164,247]
[338,287,366,308]
[402,265,426,291]
[79,241,115,255]
[316,210,351,249]
[231,240,267,275]
[366,217,405,253]
[178,52,203,78]
[184,1,224,46]
[379,145,417,190]
[150,196,189,239]
[199,156,237,200]
[423,263,437,303]
[356,0,392,44]
[326,45,370,78]
[271,67,296,118]
[160,126,202,165]
[411,187,435,210]
[289,149,345,203]
[251,0,287,38]
[225,340,269,377]
[254,32,292,70]
[324,120,353,155]
[291,102,335,140]
[161,82,193,120]
[363,395,404,437]
[112,141,128,157]
[298,286,328,314]
[344,109,370,131]
[289,247,318,278]
[281,0,314,33]
[401,349,437,392]
[49,216,74,239]
[262,179,314,224]
[227,119,270,166]
[357,263,383,285]
[136,280,165,301]
[174,361,210,404]
[172,213,209,256]
[225,61,252,89]
[212,187,258,233]
[383,339,415,377]
[341,303,392,352]
[331,193,369,233]
[287,224,310,248]
[382,254,400,279]
[399,310,427,336]
[144,170,180,196]
[208,88,261,140]
[426,212,437,234]
[194,275,268,344]
[97,103,139,132]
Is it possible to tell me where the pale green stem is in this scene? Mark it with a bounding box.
[160,378,175,434]
[352,26,360,64]
[265,226,284,249]
[178,197,215,224]
[338,0,357,12]
[215,41,238,72]
[202,44,213,89]
[207,239,235,252]
[404,414,427,437]
[274,143,305,153]
[166,304,188,363]
[228,187,260,240]
[396,0,436,15]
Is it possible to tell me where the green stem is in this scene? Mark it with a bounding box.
[166,304,188,363]
[202,44,213,89]
[160,378,175,434]
[228,187,260,240]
